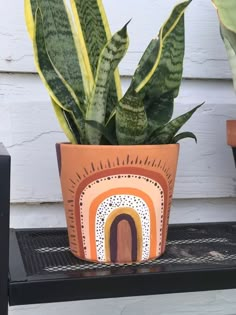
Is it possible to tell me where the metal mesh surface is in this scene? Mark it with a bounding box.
[16,223,236,276]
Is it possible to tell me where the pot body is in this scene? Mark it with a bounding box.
[56,144,179,264]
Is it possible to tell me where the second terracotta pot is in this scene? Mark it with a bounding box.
[56,144,179,264]
[227,120,236,147]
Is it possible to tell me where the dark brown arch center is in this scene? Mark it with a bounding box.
[110,214,137,263]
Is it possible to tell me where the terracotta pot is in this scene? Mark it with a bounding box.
[226,120,236,167]
[56,143,179,264]
[227,120,236,147]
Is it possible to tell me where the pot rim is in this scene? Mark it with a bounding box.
[57,143,180,149]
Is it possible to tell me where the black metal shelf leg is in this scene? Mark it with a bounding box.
[0,144,11,315]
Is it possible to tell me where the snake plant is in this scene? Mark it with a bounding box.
[25,0,201,145]
[212,0,236,92]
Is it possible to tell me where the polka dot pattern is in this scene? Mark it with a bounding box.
[79,174,164,261]
[96,194,150,261]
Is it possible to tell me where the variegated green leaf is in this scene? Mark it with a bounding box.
[71,0,108,75]
[126,1,190,133]
[173,131,197,143]
[134,0,191,94]
[71,0,122,120]
[161,0,191,38]
[25,0,89,143]
[85,120,118,145]
[51,99,80,144]
[33,0,87,111]
[35,9,85,141]
[101,111,117,144]
[147,103,203,144]
[144,92,175,133]
[140,15,185,98]
[129,39,159,92]
[142,14,186,131]
[116,93,148,145]
[85,23,129,144]
[25,0,81,144]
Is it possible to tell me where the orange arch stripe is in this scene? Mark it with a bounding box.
[89,187,157,261]
[105,207,143,262]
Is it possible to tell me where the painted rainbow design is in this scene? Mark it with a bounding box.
[57,144,179,264]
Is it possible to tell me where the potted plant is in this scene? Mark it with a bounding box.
[212,0,236,164]
[25,0,202,264]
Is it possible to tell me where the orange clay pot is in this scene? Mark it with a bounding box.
[227,120,236,147]
[56,143,179,264]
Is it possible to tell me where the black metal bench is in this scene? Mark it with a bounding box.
[1,144,236,315]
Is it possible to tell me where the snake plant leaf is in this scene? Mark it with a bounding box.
[173,131,197,143]
[142,14,186,131]
[100,111,117,144]
[144,92,175,133]
[26,0,88,112]
[141,15,185,98]
[25,0,80,144]
[212,1,236,92]
[24,0,38,40]
[116,93,148,145]
[128,39,160,93]
[212,0,236,33]
[147,103,203,144]
[126,1,190,133]
[71,0,122,118]
[51,100,80,144]
[85,120,118,145]
[35,8,85,141]
[133,0,191,94]
[85,23,130,144]
[212,1,236,91]
[220,26,236,91]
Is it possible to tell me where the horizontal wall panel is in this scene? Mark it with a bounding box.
[10,198,236,228]
[1,73,236,202]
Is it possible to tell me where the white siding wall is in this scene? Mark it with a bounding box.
[2,0,236,313]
